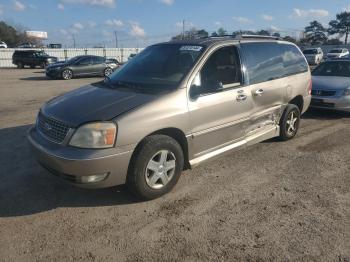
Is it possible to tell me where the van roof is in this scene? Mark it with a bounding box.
[163,35,289,48]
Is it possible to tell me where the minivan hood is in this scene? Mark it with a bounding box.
[41,83,159,127]
[312,76,350,90]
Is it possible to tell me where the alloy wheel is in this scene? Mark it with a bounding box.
[62,70,72,80]
[286,111,299,136]
[104,68,113,77]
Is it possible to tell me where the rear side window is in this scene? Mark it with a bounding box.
[241,42,308,85]
[15,51,30,57]
[280,44,308,77]
[92,56,105,64]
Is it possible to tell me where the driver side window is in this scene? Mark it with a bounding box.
[192,46,242,96]
[78,57,91,66]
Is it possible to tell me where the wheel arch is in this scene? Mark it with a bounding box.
[288,95,304,113]
[129,127,190,172]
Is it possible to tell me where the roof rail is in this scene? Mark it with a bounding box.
[205,34,281,41]
[235,34,281,40]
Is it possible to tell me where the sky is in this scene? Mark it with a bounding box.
[0,0,350,47]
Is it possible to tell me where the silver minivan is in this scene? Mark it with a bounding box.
[28,36,312,199]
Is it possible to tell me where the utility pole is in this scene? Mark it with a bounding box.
[72,34,76,48]
[114,31,118,48]
[182,20,185,40]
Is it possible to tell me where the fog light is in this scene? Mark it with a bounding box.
[79,173,109,183]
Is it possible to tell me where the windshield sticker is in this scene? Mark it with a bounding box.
[180,46,203,52]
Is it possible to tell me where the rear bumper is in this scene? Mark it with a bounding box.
[28,127,133,188]
[310,96,350,112]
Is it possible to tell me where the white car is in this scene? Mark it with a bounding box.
[303,48,323,65]
[0,41,7,48]
[326,48,349,59]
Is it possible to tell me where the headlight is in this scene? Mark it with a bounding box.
[344,88,350,96]
[69,122,117,149]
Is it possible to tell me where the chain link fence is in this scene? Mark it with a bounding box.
[0,48,142,68]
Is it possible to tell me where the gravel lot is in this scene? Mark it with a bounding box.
[0,69,350,261]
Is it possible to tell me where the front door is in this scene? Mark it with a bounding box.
[188,45,253,157]
[74,56,94,76]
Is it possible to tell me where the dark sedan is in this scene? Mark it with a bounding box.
[46,55,119,80]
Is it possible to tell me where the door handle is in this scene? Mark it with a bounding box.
[254,89,264,96]
[236,94,247,101]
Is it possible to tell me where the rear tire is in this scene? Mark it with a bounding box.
[61,69,73,80]
[127,135,184,200]
[30,64,36,69]
[279,104,301,141]
[17,62,24,69]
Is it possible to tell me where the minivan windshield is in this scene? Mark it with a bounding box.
[303,49,317,55]
[106,44,205,90]
[312,61,350,77]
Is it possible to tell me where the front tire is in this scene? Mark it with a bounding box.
[279,104,301,141]
[127,135,184,200]
[62,69,73,80]
[104,67,113,77]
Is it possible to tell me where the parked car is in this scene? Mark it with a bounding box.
[0,41,7,48]
[326,48,350,59]
[47,43,62,49]
[12,50,58,68]
[46,55,118,80]
[303,47,323,65]
[17,43,36,48]
[28,36,311,199]
[310,58,350,112]
[128,53,137,60]
[106,58,121,66]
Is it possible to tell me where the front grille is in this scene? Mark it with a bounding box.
[311,90,337,97]
[37,112,70,143]
[311,99,335,108]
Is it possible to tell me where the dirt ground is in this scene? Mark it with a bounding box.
[0,69,349,262]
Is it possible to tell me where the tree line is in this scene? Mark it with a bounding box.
[0,21,42,47]
[172,11,350,46]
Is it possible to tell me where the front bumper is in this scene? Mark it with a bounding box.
[46,69,62,78]
[28,127,134,188]
[310,95,350,112]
